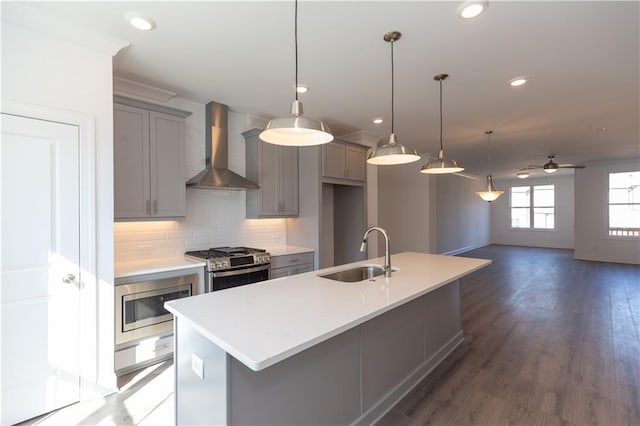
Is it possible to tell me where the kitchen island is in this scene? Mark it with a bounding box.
[165,252,490,425]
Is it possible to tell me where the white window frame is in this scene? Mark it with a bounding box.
[607,171,640,238]
[509,184,556,230]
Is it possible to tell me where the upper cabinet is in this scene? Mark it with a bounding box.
[114,97,191,221]
[244,129,299,218]
[322,140,367,183]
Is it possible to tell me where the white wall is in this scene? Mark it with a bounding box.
[435,175,491,255]
[574,159,640,264]
[2,21,121,394]
[113,103,287,262]
[491,174,575,249]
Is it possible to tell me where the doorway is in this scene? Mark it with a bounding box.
[320,183,367,268]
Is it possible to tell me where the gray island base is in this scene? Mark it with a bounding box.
[166,252,491,425]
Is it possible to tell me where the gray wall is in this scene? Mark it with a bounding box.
[377,165,490,255]
[491,174,575,249]
[377,164,435,254]
[435,174,491,255]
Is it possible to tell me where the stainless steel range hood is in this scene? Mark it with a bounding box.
[186,101,259,190]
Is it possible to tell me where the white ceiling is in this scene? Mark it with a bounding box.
[6,1,640,179]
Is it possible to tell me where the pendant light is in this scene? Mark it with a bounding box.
[420,74,464,174]
[476,130,504,202]
[259,0,333,146]
[367,31,420,165]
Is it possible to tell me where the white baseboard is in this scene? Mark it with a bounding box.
[574,253,640,265]
[441,242,489,256]
[491,241,574,250]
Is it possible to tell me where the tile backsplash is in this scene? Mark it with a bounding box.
[114,190,286,263]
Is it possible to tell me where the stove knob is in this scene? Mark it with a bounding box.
[215,262,222,269]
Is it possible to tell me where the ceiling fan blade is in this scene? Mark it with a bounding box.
[523,165,543,170]
[452,172,480,180]
[558,164,586,169]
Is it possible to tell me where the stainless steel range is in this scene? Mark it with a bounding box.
[185,246,270,292]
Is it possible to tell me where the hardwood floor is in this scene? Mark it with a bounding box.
[20,245,639,425]
[17,360,174,426]
[378,245,640,426]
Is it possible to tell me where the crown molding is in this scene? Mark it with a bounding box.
[2,3,129,57]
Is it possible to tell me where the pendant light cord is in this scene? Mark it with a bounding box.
[439,79,444,151]
[294,0,299,102]
[390,40,395,135]
[486,131,492,174]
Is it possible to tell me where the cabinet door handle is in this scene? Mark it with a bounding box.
[289,258,299,263]
[146,200,151,214]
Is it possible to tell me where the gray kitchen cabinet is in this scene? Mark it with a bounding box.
[114,97,190,220]
[322,140,367,182]
[270,252,314,278]
[244,128,299,218]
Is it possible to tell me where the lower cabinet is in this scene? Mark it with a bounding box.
[270,252,314,279]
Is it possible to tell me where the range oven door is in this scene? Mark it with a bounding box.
[210,264,270,292]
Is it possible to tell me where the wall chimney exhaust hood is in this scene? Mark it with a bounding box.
[186,101,259,190]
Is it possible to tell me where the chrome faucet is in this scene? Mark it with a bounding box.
[360,226,392,278]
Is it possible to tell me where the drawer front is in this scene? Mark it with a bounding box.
[270,266,294,279]
[295,265,313,274]
[270,252,314,270]
[115,334,173,373]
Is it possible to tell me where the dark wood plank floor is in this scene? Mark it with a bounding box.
[378,245,640,426]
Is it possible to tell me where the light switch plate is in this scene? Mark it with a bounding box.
[191,353,204,379]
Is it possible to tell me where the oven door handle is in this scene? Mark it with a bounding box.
[211,264,270,278]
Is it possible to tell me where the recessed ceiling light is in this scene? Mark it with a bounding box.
[372,118,384,124]
[509,76,530,87]
[295,85,308,94]
[457,1,489,19]
[517,172,530,179]
[124,12,156,31]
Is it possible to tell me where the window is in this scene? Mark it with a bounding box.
[608,171,640,237]
[510,185,555,229]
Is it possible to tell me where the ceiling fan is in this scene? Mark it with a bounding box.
[520,154,586,174]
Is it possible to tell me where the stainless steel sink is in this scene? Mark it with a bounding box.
[319,265,386,283]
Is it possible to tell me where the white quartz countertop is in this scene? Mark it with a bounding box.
[165,252,491,371]
[115,256,206,279]
[266,246,314,256]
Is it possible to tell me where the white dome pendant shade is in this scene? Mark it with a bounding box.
[259,0,333,147]
[420,74,464,174]
[475,130,504,202]
[367,31,420,166]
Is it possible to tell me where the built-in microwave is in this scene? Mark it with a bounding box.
[115,273,197,345]
[114,272,198,375]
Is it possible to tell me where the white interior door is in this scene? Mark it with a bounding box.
[1,113,81,424]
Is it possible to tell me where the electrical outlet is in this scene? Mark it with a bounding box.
[191,353,204,379]
[138,245,152,255]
